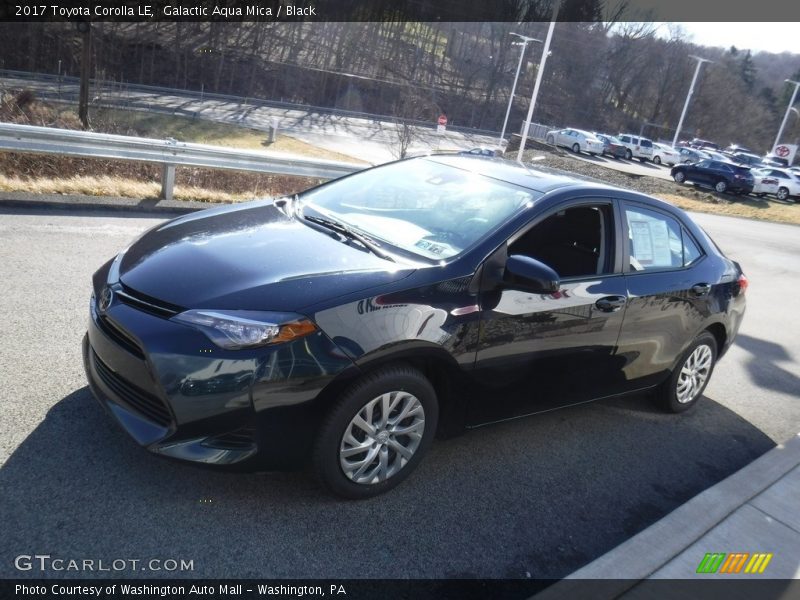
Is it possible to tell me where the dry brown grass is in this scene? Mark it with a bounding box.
[659,192,800,225]
[0,174,250,203]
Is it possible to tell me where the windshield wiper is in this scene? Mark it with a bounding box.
[304,214,395,262]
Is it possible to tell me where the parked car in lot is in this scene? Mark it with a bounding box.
[545,128,605,155]
[729,152,765,168]
[651,143,680,166]
[725,144,756,155]
[593,133,627,159]
[671,159,755,194]
[761,154,790,168]
[689,138,720,151]
[676,147,711,164]
[617,134,654,161]
[703,150,735,163]
[751,167,800,201]
[460,146,504,157]
[84,155,747,498]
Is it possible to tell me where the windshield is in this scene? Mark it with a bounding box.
[299,159,539,260]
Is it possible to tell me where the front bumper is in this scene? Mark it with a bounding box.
[84,289,357,470]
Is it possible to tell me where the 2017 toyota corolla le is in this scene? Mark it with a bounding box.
[83,155,747,498]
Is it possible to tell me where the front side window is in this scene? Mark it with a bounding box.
[509,204,613,279]
[624,205,702,271]
[300,159,539,261]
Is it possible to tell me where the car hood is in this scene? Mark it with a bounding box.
[118,200,415,311]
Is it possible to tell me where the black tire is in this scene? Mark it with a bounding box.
[777,187,790,201]
[653,155,661,165]
[714,180,728,194]
[757,193,766,198]
[546,135,555,145]
[572,143,581,154]
[590,152,597,156]
[312,364,438,499]
[625,149,633,160]
[673,171,686,184]
[657,331,718,413]
[638,157,648,163]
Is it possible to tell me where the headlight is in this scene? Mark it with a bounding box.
[171,310,317,350]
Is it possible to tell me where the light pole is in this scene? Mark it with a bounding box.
[671,55,712,149]
[773,79,800,150]
[517,0,560,162]
[499,33,541,145]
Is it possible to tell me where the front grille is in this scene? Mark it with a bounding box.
[117,284,181,318]
[203,428,256,451]
[97,315,145,359]
[92,351,172,428]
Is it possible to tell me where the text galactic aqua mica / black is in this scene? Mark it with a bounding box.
[83,155,747,498]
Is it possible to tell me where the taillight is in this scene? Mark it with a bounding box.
[737,273,748,294]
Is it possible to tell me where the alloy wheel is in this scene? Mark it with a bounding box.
[676,344,713,404]
[339,391,425,484]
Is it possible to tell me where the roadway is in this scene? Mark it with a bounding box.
[0,206,797,579]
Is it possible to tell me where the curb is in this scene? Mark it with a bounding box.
[0,191,222,215]
[535,433,800,599]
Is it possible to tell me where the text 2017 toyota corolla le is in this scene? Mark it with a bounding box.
[84,155,747,498]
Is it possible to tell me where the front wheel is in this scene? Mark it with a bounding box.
[653,155,661,165]
[546,135,555,145]
[673,171,686,184]
[313,364,438,499]
[625,149,633,160]
[657,332,717,413]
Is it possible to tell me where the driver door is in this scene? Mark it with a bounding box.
[468,198,629,425]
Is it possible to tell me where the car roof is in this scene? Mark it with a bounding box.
[423,155,621,194]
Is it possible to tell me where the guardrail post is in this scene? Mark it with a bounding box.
[267,117,279,144]
[160,164,176,200]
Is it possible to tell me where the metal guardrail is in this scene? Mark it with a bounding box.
[0,122,365,200]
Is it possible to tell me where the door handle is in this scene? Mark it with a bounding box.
[691,283,711,296]
[595,295,627,312]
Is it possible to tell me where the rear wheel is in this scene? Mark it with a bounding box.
[777,187,790,201]
[572,143,581,154]
[714,180,728,194]
[546,135,555,145]
[657,332,717,413]
[625,149,633,160]
[673,171,686,184]
[313,364,438,499]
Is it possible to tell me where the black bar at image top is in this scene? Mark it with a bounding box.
[1,0,800,22]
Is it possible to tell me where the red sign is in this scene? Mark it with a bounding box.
[437,115,447,126]
[775,145,790,158]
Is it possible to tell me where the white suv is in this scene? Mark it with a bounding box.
[617,134,654,162]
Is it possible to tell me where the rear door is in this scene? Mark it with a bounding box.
[614,201,711,390]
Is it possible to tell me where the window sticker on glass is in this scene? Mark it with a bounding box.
[630,219,672,267]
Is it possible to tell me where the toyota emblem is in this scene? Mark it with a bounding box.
[99,287,114,312]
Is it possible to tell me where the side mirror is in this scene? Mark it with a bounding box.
[504,255,560,293]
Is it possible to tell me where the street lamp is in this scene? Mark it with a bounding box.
[517,0,560,163]
[773,79,800,150]
[499,33,542,145]
[671,55,712,149]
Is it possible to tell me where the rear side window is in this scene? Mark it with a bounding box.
[624,205,703,271]
[641,140,653,147]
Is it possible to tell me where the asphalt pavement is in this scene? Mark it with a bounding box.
[0,206,798,580]
[0,76,496,164]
